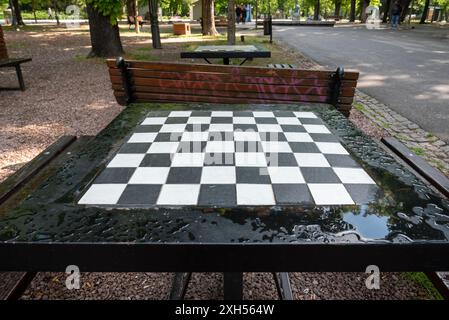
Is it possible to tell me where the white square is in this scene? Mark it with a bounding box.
[303,125,331,134]
[169,111,191,117]
[235,152,267,167]
[107,154,144,167]
[201,166,236,184]
[333,168,376,184]
[260,141,292,153]
[147,142,180,154]
[160,124,187,133]
[187,117,211,124]
[212,111,233,117]
[257,124,282,132]
[141,117,167,125]
[236,184,275,205]
[128,167,170,184]
[316,142,349,155]
[268,167,305,184]
[157,184,200,205]
[294,112,317,119]
[284,132,313,142]
[128,133,157,143]
[209,124,234,132]
[253,111,275,118]
[234,131,260,141]
[233,117,256,124]
[79,184,126,205]
[171,153,205,167]
[308,184,354,205]
[205,141,235,153]
[181,131,209,141]
[276,117,302,125]
[294,153,330,167]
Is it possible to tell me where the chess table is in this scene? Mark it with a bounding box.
[180,45,271,65]
[1,103,448,299]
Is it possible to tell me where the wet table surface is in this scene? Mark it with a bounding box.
[180,45,271,65]
[1,103,449,271]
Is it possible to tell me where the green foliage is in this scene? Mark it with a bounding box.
[86,0,123,24]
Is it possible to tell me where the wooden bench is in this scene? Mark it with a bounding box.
[0,25,32,91]
[127,16,145,29]
[106,58,359,117]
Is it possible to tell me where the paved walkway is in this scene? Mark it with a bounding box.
[274,24,449,143]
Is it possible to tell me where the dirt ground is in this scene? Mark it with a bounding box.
[0,23,436,300]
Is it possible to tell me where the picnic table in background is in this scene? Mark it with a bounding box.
[180,45,271,65]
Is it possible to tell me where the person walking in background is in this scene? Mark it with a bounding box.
[47,7,53,19]
[391,0,402,29]
[236,5,241,24]
[241,5,247,24]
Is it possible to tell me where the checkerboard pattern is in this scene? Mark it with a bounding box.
[79,110,378,207]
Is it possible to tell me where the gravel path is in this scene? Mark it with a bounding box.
[1,25,434,300]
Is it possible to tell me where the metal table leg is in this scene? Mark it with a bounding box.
[223,272,243,300]
[169,272,192,300]
[15,65,25,91]
[223,57,230,65]
[272,272,294,300]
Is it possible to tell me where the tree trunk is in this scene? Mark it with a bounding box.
[382,0,391,23]
[202,0,219,35]
[11,0,24,25]
[227,0,236,45]
[349,0,356,22]
[134,0,140,33]
[86,3,124,58]
[149,0,162,48]
[360,0,371,23]
[420,0,430,23]
[314,0,320,20]
[52,0,60,25]
[334,0,342,16]
[126,0,136,17]
[400,0,412,22]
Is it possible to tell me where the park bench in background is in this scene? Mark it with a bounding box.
[127,16,145,29]
[0,25,32,91]
[107,58,359,117]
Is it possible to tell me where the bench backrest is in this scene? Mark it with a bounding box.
[106,58,359,117]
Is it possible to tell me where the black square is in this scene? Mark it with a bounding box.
[299,117,323,125]
[211,117,233,124]
[165,117,189,124]
[177,141,206,153]
[265,153,298,166]
[95,168,136,184]
[325,154,359,168]
[273,111,295,117]
[236,167,271,184]
[148,111,170,117]
[255,117,278,124]
[119,143,151,153]
[185,124,210,132]
[289,142,320,153]
[204,153,235,166]
[309,133,339,143]
[259,132,287,142]
[166,167,202,184]
[135,125,162,133]
[233,124,258,132]
[301,167,341,183]
[191,111,212,117]
[154,132,182,142]
[140,154,172,167]
[233,111,253,117]
[198,184,237,206]
[281,125,306,132]
[272,184,313,205]
[344,184,380,204]
[208,131,234,141]
[117,184,162,205]
[235,141,263,152]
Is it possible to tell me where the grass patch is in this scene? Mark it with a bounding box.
[410,147,426,156]
[402,273,443,300]
[354,103,365,112]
